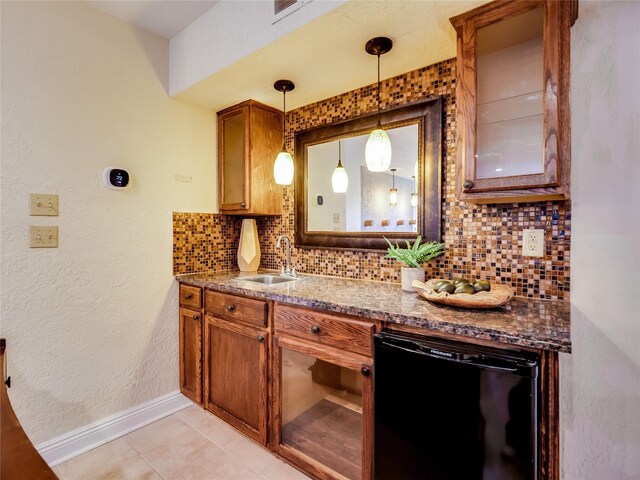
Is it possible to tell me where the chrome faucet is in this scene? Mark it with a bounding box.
[276,235,296,277]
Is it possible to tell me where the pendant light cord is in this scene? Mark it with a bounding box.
[377,53,382,128]
[282,90,287,150]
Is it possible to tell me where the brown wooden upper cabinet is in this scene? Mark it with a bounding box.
[450,0,578,204]
[217,100,283,215]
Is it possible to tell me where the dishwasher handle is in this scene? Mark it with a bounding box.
[376,335,538,377]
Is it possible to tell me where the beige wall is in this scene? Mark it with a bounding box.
[0,1,216,444]
[2,3,639,476]
[562,1,640,478]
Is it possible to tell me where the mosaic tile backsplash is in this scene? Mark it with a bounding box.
[173,212,240,275]
[173,58,571,300]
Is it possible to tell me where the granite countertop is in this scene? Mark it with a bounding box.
[177,270,571,353]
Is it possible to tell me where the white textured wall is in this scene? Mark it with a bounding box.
[0,1,216,444]
[562,1,640,478]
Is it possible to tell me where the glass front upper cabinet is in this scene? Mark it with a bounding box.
[217,100,283,215]
[450,0,577,204]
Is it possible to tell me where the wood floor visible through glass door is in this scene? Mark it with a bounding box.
[280,349,363,480]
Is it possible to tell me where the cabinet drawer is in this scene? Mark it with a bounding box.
[274,304,374,357]
[180,285,202,309]
[205,290,268,328]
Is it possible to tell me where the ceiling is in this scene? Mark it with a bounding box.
[85,0,489,111]
[86,0,218,39]
[174,0,488,111]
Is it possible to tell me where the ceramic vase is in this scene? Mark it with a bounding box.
[238,219,260,272]
[401,267,425,292]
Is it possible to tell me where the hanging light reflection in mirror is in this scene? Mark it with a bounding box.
[389,168,398,206]
[331,140,348,193]
[410,175,418,207]
[365,37,393,172]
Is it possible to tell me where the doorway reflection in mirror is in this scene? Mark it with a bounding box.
[307,123,419,233]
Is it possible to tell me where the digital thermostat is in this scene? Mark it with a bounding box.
[103,167,130,189]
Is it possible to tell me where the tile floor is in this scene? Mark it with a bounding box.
[52,405,311,480]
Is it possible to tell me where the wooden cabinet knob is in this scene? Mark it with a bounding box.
[226,305,236,313]
[310,325,320,334]
[240,202,247,208]
[463,179,474,189]
[361,367,370,377]
[185,293,193,299]
[192,314,200,321]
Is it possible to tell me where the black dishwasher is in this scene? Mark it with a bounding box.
[374,332,540,480]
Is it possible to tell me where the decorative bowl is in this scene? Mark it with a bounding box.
[413,279,515,309]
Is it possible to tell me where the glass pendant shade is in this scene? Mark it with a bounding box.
[389,188,398,206]
[389,167,398,205]
[273,79,295,186]
[410,174,418,207]
[365,37,393,173]
[365,128,392,172]
[274,150,294,185]
[332,160,348,193]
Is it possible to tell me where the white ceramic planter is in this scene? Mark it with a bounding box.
[401,267,425,292]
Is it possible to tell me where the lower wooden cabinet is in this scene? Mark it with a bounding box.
[179,307,202,404]
[273,304,374,480]
[179,284,559,480]
[203,315,269,445]
[272,335,373,480]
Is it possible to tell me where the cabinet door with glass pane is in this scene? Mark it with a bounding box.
[217,100,283,215]
[218,105,250,212]
[273,336,373,480]
[451,0,577,204]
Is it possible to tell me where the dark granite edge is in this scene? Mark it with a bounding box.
[176,273,572,353]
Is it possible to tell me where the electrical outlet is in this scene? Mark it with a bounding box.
[523,229,544,257]
[30,194,59,216]
[30,226,58,248]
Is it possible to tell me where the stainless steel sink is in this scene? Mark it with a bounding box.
[241,274,298,285]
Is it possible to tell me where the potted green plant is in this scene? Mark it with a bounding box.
[385,236,445,292]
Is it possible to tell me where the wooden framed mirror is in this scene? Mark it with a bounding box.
[295,97,442,251]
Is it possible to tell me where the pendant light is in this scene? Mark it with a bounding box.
[331,140,348,193]
[389,168,398,206]
[273,79,295,185]
[365,37,393,172]
[410,175,418,207]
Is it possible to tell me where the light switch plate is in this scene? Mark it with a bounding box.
[523,229,544,257]
[30,226,58,248]
[175,174,192,183]
[30,194,59,216]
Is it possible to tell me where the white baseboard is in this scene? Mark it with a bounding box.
[36,390,193,467]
